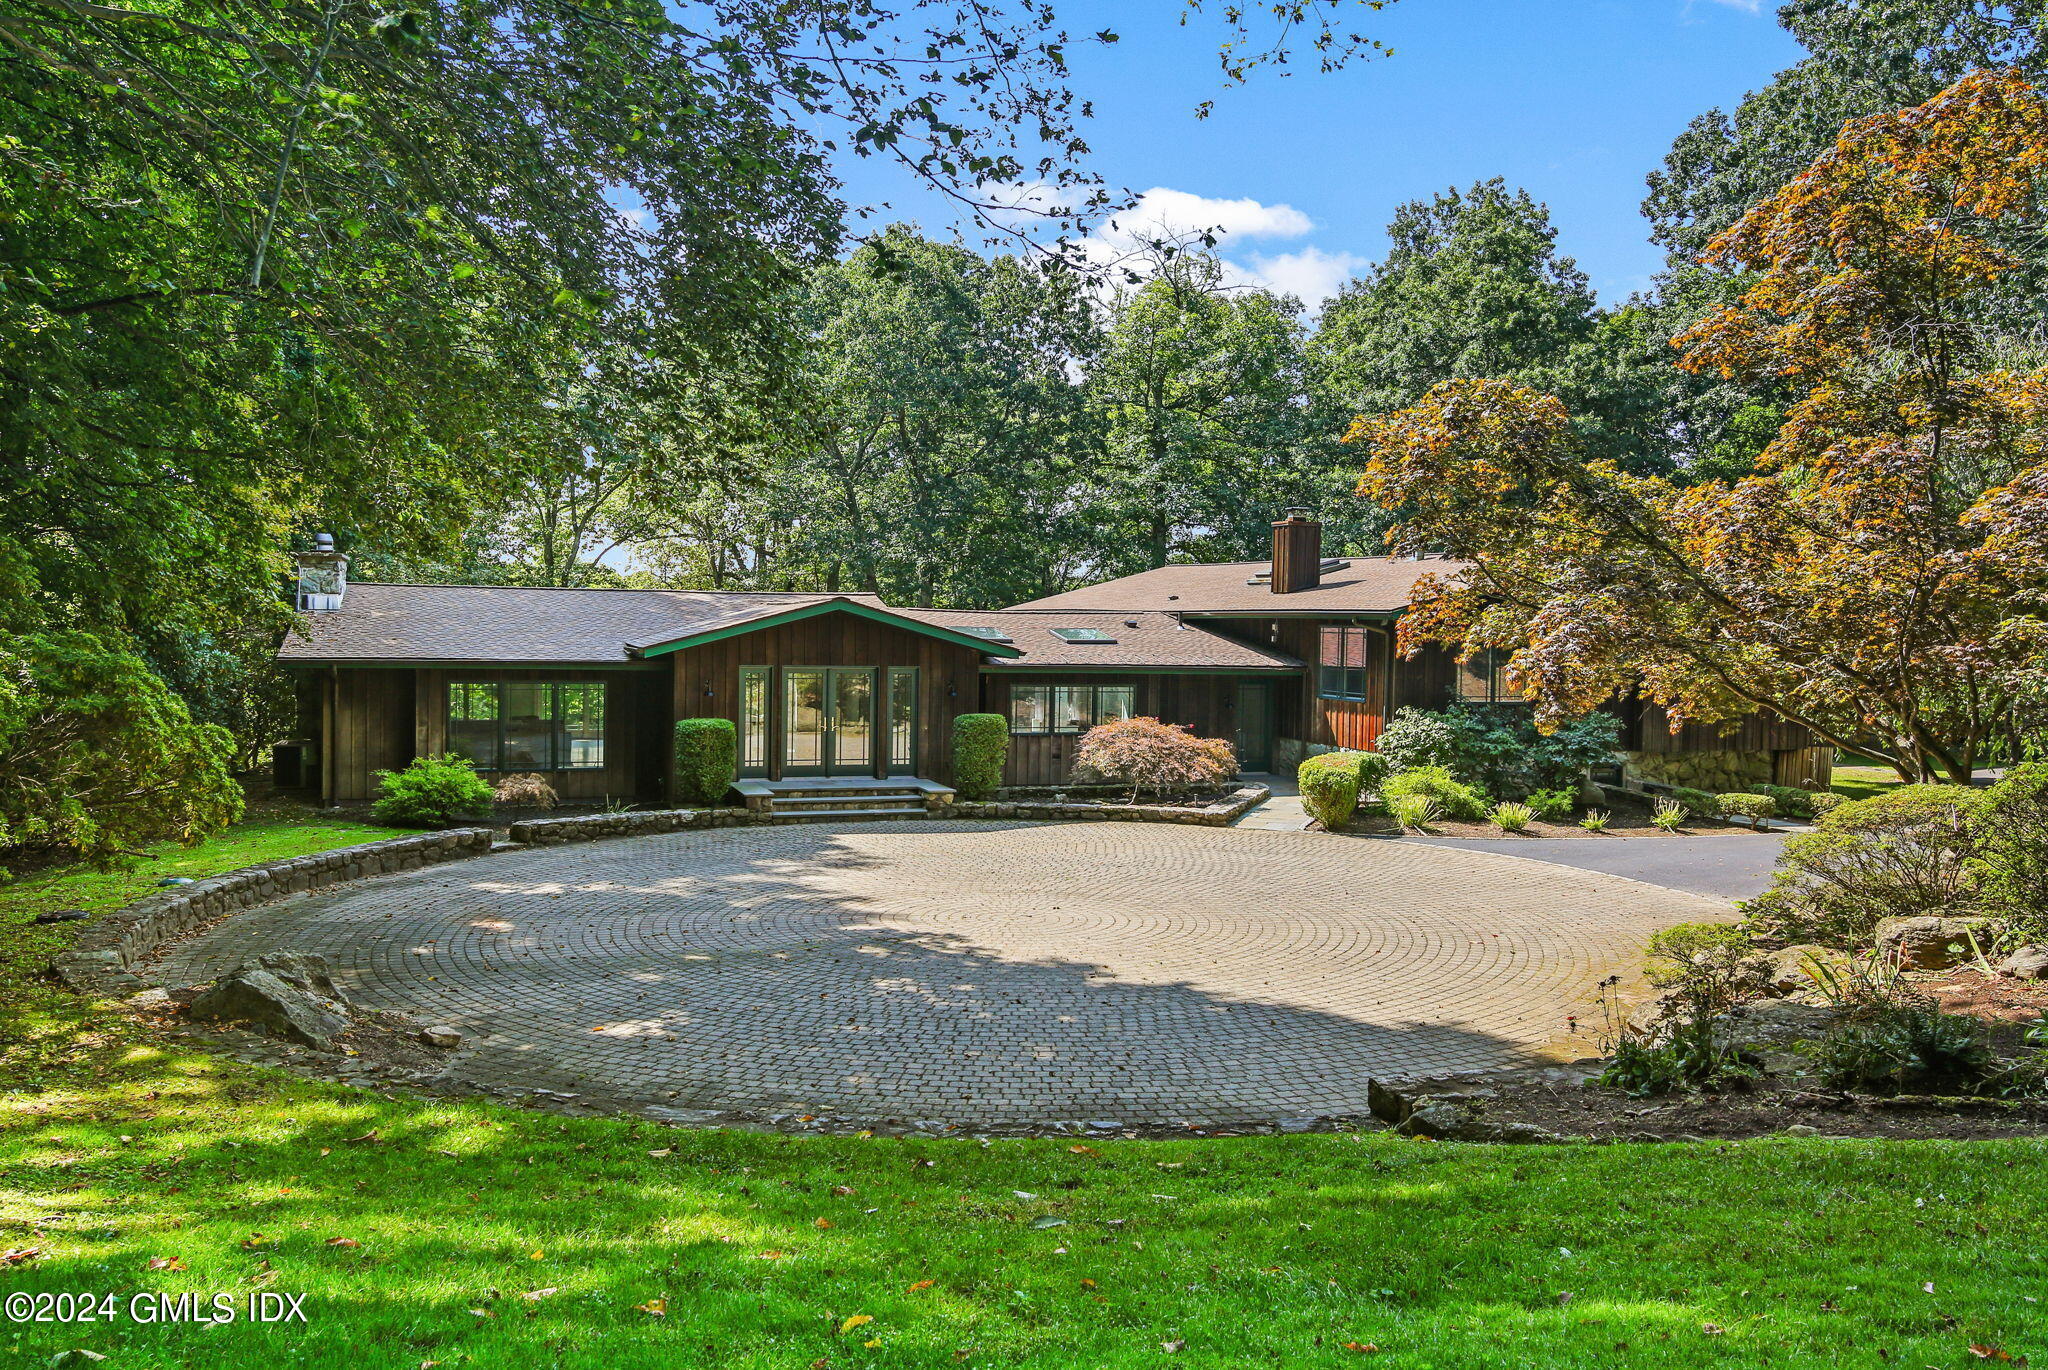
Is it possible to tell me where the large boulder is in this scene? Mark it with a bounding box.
[1874,916,1995,970]
[188,956,353,1046]
[1999,945,2048,980]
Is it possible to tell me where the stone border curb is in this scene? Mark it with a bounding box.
[933,784,1268,827]
[55,828,495,998]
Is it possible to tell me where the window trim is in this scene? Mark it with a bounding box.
[446,680,607,772]
[1317,624,1372,703]
[1455,648,1524,705]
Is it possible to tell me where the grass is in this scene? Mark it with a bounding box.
[4,818,2047,1368]
[1832,761,1909,805]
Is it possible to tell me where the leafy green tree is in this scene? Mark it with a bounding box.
[1312,180,1672,475]
[1087,252,1328,568]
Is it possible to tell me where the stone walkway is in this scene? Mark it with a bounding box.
[147,821,1729,1129]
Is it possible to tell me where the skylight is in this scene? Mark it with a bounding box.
[958,625,1014,643]
[1050,627,1117,644]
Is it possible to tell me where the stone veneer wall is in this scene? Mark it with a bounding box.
[1625,749,1774,793]
[56,828,495,998]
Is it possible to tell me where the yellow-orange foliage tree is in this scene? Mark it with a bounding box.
[1349,71,2048,783]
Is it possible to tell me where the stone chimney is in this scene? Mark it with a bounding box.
[294,533,349,611]
[1270,508,1321,594]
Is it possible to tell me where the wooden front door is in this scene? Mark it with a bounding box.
[1235,680,1274,774]
[782,667,877,777]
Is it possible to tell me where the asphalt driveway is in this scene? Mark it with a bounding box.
[1411,832,1789,901]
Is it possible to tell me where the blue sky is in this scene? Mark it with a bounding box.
[830,0,1807,309]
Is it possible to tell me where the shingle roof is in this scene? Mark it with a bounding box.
[276,585,1302,672]
[1007,556,1467,616]
[899,608,1303,671]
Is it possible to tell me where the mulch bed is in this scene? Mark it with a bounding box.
[1341,810,1763,840]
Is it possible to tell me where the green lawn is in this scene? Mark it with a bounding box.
[4,819,2046,1368]
[1831,761,1909,805]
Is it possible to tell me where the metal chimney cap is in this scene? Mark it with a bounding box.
[312,532,336,552]
[1282,506,1313,521]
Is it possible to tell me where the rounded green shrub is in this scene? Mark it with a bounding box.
[1744,784,1984,949]
[1759,784,1817,819]
[373,753,494,827]
[1299,752,1364,830]
[1490,800,1534,833]
[1971,762,2048,938]
[673,717,737,806]
[1715,792,1776,828]
[952,713,1008,800]
[1668,786,1721,818]
[1380,765,1489,821]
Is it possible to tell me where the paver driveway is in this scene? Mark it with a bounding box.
[149,820,1730,1128]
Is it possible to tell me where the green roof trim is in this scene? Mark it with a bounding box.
[630,600,1026,659]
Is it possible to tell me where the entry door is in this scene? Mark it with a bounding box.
[782,667,877,777]
[1234,681,1274,774]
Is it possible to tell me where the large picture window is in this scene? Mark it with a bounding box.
[1009,683,1137,734]
[1318,625,1371,702]
[1455,649,1521,704]
[447,681,606,770]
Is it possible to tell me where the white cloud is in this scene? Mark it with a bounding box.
[1228,246,1370,309]
[1094,186,1315,249]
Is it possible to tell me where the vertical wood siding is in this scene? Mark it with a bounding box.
[980,673,1250,786]
[664,613,986,790]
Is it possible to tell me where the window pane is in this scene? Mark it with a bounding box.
[1318,664,1345,700]
[1319,625,1346,666]
[1346,666,1367,701]
[1051,685,1091,733]
[1009,684,1051,734]
[1343,629,1367,668]
[888,669,916,771]
[1096,685,1136,723]
[447,683,501,770]
[558,683,606,769]
[741,668,769,771]
[500,682,554,770]
[1456,651,1495,703]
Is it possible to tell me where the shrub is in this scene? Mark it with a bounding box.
[1380,765,1489,821]
[1578,809,1610,833]
[1606,923,1758,1093]
[1760,784,1817,819]
[1352,748,1391,796]
[1651,797,1688,831]
[1715,792,1776,829]
[1491,800,1534,833]
[1525,786,1576,820]
[491,773,559,810]
[1815,1003,1993,1094]
[1668,786,1720,818]
[1298,752,1364,830]
[1809,791,1845,816]
[1971,762,2048,939]
[1073,716,1235,801]
[1390,793,1440,831]
[952,713,1009,800]
[673,717,737,806]
[1373,707,1461,775]
[373,754,494,827]
[1743,784,1984,949]
[1375,705,1618,798]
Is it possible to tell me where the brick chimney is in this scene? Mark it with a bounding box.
[1270,508,1321,594]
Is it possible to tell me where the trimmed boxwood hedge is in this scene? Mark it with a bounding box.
[673,717,737,806]
[1299,751,1369,830]
[952,713,1009,800]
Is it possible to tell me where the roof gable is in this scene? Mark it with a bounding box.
[628,598,1024,658]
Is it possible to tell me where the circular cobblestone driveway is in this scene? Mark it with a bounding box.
[150,821,1730,1128]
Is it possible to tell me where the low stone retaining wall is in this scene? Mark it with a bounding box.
[508,806,767,845]
[56,828,495,998]
[934,784,1268,827]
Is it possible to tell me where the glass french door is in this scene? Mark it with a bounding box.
[782,667,877,776]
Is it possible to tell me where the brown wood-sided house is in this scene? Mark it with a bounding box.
[278,514,1830,803]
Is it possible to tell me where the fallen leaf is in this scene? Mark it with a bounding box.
[1013,1190,1039,1200]
[1,1247,42,1265]
[325,1237,361,1249]
[863,1339,881,1349]
[239,1233,268,1250]
[468,1308,496,1319]
[814,1218,833,1230]
[757,1250,787,1260]
[1341,1344,1380,1355]
[146,1256,185,1271]
[529,1249,545,1260]
[1068,1145,1095,1154]
[647,1149,673,1158]
[1967,1347,2015,1363]
[1701,1323,1725,1336]
[906,1280,935,1293]
[1031,1216,1067,1229]
[839,1314,873,1335]
[343,1130,379,1144]
[521,1288,559,1301]
[1162,1340,1186,1354]
[634,1298,667,1316]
